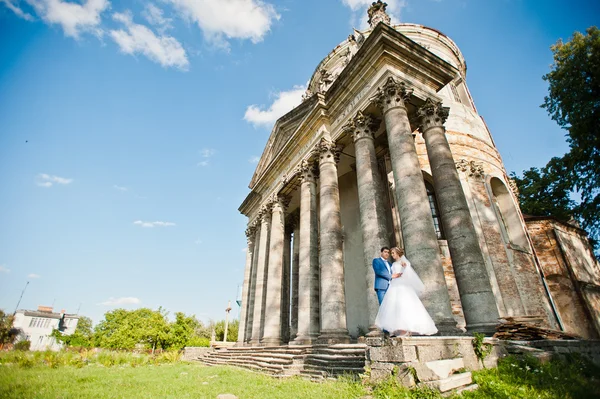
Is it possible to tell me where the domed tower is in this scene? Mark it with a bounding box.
[236,1,582,346]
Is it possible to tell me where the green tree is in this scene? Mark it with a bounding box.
[0,310,17,348]
[167,312,199,350]
[93,308,170,351]
[540,26,600,243]
[510,157,576,221]
[51,315,94,348]
[214,319,239,342]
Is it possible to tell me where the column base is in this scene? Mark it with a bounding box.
[317,329,351,344]
[465,322,497,336]
[260,337,282,346]
[435,319,464,336]
[290,334,319,345]
[249,339,262,347]
[366,325,384,337]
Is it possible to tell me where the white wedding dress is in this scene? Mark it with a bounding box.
[374,255,438,335]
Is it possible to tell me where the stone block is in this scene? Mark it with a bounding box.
[395,364,416,387]
[369,345,417,362]
[422,372,472,392]
[411,358,464,382]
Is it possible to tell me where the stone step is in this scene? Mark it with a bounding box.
[422,372,472,393]
[205,352,298,362]
[202,359,287,374]
[204,356,294,367]
[441,383,479,397]
[303,364,365,375]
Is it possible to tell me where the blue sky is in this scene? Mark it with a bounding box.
[1,0,598,325]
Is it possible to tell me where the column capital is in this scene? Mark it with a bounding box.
[317,138,343,164]
[258,204,273,224]
[296,159,318,183]
[343,110,381,143]
[270,194,291,212]
[455,158,484,178]
[417,98,450,133]
[372,76,413,113]
[245,225,257,243]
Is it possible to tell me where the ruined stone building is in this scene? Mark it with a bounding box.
[237,1,600,346]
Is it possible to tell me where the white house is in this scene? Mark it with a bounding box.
[12,306,80,351]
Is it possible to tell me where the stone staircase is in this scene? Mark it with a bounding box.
[194,344,367,379]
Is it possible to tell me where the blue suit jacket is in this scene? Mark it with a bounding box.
[373,257,392,290]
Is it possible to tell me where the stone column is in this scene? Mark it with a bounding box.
[373,76,456,332]
[244,223,261,342]
[249,205,271,345]
[281,222,292,343]
[237,224,257,344]
[317,139,351,343]
[293,160,320,344]
[344,111,390,335]
[418,99,499,333]
[290,213,300,341]
[262,196,288,346]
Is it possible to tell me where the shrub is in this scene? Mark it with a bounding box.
[14,340,30,351]
[187,336,210,347]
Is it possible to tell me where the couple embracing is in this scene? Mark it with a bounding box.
[372,247,437,337]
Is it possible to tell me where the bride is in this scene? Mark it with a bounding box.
[375,247,438,336]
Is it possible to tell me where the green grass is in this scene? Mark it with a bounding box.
[1,351,599,399]
[0,363,364,399]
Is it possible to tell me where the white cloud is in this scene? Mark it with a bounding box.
[197,148,216,167]
[110,11,189,70]
[113,185,128,191]
[244,85,305,127]
[248,156,260,164]
[26,0,109,38]
[36,173,73,187]
[167,0,279,48]
[0,265,10,273]
[28,273,41,278]
[143,3,172,33]
[1,0,35,20]
[133,220,176,228]
[98,296,141,306]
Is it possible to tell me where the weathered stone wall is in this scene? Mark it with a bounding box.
[366,336,506,384]
[338,170,369,337]
[526,217,600,338]
[523,340,600,365]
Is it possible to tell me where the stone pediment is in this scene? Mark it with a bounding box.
[249,94,318,189]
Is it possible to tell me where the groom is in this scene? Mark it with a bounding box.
[373,247,393,305]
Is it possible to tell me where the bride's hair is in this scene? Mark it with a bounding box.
[391,247,405,257]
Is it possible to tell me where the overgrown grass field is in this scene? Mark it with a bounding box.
[1,350,599,399]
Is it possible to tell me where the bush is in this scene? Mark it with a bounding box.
[187,336,210,347]
[14,340,30,351]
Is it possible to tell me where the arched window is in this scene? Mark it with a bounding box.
[489,177,528,249]
[425,181,445,240]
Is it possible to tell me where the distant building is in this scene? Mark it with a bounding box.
[12,306,80,351]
